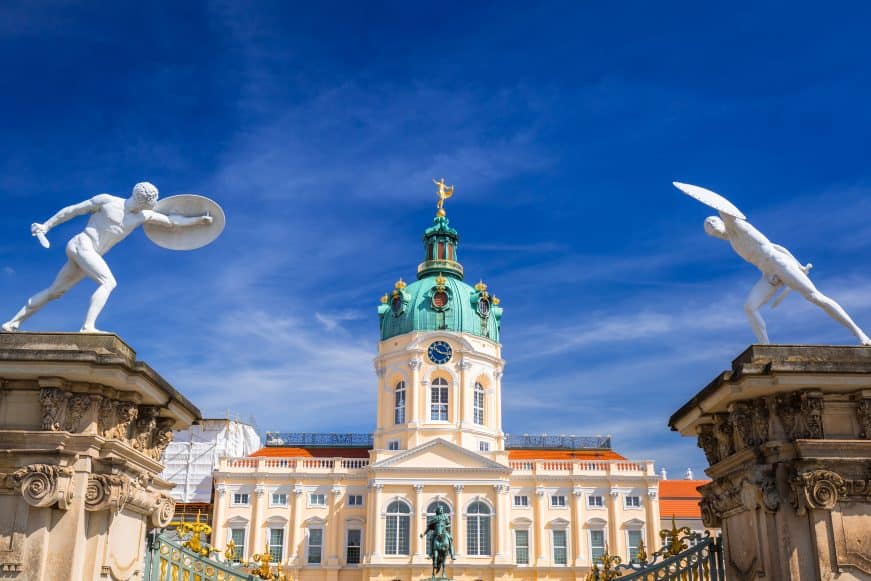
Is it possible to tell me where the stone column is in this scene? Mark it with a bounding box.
[644,487,658,553]
[289,485,305,564]
[251,484,267,557]
[212,484,228,547]
[372,482,384,558]
[453,484,465,558]
[412,483,425,561]
[534,486,546,566]
[409,359,422,447]
[670,345,871,581]
[571,487,585,566]
[326,485,343,566]
[607,487,620,554]
[494,483,511,563]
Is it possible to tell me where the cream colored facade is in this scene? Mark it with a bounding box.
[212,331,661,581]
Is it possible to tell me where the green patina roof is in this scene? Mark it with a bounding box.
[377,215,503,342]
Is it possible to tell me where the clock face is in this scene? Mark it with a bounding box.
[427,340,453,365]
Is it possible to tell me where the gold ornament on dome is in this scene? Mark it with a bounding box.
[380,294,389,304]
[435,273,447,291]
[492,295,500,305]
[395,278,407,291]
[433,178,455,217]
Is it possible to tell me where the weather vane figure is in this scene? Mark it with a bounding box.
[2,182,224,333]
[433,178,454,217]
[675,181,870,345]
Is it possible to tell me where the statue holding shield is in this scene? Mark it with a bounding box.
[2,182,224,333]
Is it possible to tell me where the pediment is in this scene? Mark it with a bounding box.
[371,438,509,473]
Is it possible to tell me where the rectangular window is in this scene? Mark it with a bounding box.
[232,493,249,505]
[308,528,323,564]
[513,495,529,508]
[271,492,287,506]
[269,528,284,562]
[588,495,604,508]
[479,441,490,452]
[515,529,529,565]
[473,386,485,425]
[309,493,326,507]
[229,528,245,563]
[552,529,567,565]
[346,528,361,565]
[431,385,448,421]
[551,495,567,508]
[590,530,605,561]
[394,383,406,424]
[348,494,364,506]
[625,495,641,508]
[387,439,400,451]
[627,530,643,563]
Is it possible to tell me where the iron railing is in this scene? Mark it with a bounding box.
[265,432,374,447]
[505,433,612,450]
[144,531,255,581]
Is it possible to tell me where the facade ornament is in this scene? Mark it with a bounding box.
[293,485,306,495]
[697,424,719,465]
[791,469,846,513]
[712,414,734,460]
[493,484,509,495]
[453,484,465,494]
[149,418,174,461]
[331,486,343,497]
[216,485,228,497]
[370,481,384,492]
[776,393,800,439]
[609,488,620,498]
[759,477,780,512]
[572,487,584,497]
[374,365,387,377]
[408,359,423,370]
[131,406,159,453]
[647,487,658,499]
[66,393,92,433]
[728,401,753,450]
[85,474,131,512]
[254,484,267,496]
[801,394,824,439]
[413,483,425,493]
[9,464,73,509]
[457,361,472,371]
[857,397,871,439]
[535,486,545,497]
[492,370,503,380]
[107,400,138,441]
[151,494,176,528]
[751,399,770,445]
[39,387,68,431]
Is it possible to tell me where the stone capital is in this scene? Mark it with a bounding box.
[453,484,464,493]
[413,483,425,493]
[9,464,73,510]
[408,359,423,370]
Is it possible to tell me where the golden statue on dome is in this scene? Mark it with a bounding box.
[433,178,454,217]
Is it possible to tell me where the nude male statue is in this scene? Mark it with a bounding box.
[2,182,213,333]
[676,181,871,345]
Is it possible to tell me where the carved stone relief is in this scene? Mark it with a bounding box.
[84,472,176,527]
[7,464,73,510]
[38,387,173,461]
[856,398,871,440]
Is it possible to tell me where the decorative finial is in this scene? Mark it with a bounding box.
[395,278,407,291]
[492,295,500,305]
[474,280,487,293]
[435,273,447,291]
[433,178,455,217]
[380,294,389,304]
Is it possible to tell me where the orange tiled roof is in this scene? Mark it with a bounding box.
[251,447,370,458]
[507,449,625,460]
[658,479,709,519]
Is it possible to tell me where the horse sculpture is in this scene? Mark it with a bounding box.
[421,506,454,579]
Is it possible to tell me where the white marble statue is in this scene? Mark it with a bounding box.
[2,182,217,333]
[675,182,871,345]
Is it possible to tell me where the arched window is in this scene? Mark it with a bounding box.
[466,501,491,556]
[473,382,485,425]
[385,501,411,555]
[431,377,449,421]
[394,381,406,424]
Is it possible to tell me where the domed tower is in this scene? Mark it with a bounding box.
[373,181,505,454]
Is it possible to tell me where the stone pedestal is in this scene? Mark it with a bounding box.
[0,333,200,580]
[670,345,871,581]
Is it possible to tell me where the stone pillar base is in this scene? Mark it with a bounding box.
[670,345,871,581]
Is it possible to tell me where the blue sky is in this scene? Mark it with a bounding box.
[3,1,871,477]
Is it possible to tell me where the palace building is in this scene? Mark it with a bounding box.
[211,189,661,581]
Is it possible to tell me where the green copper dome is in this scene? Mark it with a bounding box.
[378,215,503,342]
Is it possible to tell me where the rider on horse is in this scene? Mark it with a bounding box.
[421,505,454,574]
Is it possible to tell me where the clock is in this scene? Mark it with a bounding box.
[427,340,453,365]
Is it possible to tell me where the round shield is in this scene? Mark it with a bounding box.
[673,181,746,219]
[143,194,226,250]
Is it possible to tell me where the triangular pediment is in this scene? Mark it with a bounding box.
[371,438,509,473]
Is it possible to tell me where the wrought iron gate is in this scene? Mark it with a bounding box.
[144,531,256,581]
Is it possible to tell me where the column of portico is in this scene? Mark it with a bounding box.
[453,484,465,558]
[493,370,503,437]
[289,485,305,564]
[409,359,422,447]
[251,484,267,556]
[607,488,620,554]
[534,486,546,566]
[571,487,586,566]
[211,485,227,547]
[413,483,426,561]
[372,483,385,558]
[494,484,511,563]
[420,377,430,437]
[645,488,658,553]
[327,485,343,565]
